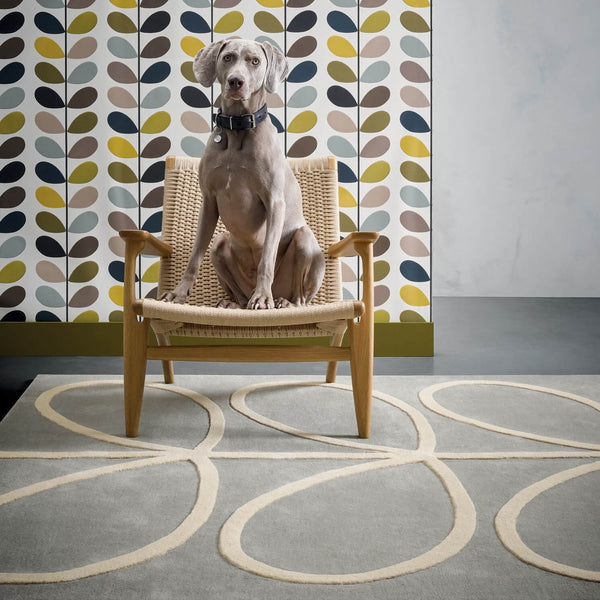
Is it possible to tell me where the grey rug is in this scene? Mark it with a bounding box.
[0,374,599,599]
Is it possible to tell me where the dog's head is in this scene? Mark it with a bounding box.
[193,38,288,101]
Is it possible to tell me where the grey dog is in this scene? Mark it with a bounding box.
[161,38,325,310]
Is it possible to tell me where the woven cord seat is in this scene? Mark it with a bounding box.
[120,155,378,439]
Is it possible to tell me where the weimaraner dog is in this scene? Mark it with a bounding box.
[161,38,325,310]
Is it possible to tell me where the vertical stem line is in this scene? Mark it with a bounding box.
[137,4,142,300]
[64,4,69,321]
[428,2,432,322]
[356,4,361,302]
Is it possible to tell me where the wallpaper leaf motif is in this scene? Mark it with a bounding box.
[0,0,431,324]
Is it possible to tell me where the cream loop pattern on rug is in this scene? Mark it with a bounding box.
[0,378,599,585]
[419,380,600,583]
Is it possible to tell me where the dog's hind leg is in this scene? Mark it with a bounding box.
[273,226,325,308]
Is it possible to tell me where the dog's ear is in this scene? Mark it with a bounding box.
[193,40,226,87]
[261,41,288,93]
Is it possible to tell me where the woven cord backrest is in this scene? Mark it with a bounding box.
[289,157,342,305]
[158,155,342,307]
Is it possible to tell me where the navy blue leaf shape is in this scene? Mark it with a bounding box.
[327,11,357,33]
[0,62,24,84]
[1,310,26,322]
[35,161,65,184]
[287,61,317,83]
[0,12,25,34]
[36,310,61,322]
[327,85,357,107]
[400,260,430,282]
[34,12,64,34]
[108,260,138,283]
[36,235,66,258]
[180,11,210,33]
[108,111,138,134]
[180,86,210,108]
[338,161,357,183]
[140,61,171,84]
[287,10,317,33]
[0,211,25,233]
[141,160,165,183]
[35,86,65,109]
[140,11,170,33]
[268,113,284,133]
[400,110,430,133]
[0,161,25,183]
[142,211,162,233]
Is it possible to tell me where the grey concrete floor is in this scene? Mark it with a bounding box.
[1,297,599,421]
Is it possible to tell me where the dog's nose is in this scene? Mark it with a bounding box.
[228,76,244,90]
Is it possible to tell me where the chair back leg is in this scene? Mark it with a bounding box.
[326,331,345,383]
[155,331,175,384]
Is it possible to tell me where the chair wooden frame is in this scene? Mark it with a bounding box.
[120,156,378,439]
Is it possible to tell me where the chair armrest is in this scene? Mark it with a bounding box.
[327,231,379,258]
[120,230,172,314]
[119,229,172,257]
[327,232,379,324]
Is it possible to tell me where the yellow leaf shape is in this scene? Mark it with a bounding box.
[214,11,244,34]
[360,161,390,183]
[110,0,137,7]
[257,0,284,6]
[0,112,25,134]
[0,261,25,283]
[361,10,390,33]
[338,186,357,208]
[403,0,430,7]
[67,12,98,34]
[400,135,430,157]
[109,285,124,307]
[327,36,357,58]
[68,161,98,184]
[73,310,99,323]
[141,111,171,134]
[400,285,430,307]
[287,110,317,133]
[374,310,390,323]
[142,261,160,283]
[181,36,204,58]
[35,37,64,59]
[108,136,138,158]
[36,186,65,208]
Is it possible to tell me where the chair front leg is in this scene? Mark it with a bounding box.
[123,316,149,437]
[348,317,373,439]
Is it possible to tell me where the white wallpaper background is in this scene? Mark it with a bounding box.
[0,0,431,324]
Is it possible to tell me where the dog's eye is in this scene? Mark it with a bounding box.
[223,54,232,62]
[251,57,260,66]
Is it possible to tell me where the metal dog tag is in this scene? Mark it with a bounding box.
[214,127,222,143]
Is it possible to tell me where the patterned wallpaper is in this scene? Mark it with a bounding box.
[0,0,431,325]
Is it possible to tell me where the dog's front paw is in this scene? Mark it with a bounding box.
[159,286,190,304]
[247,291,274,310]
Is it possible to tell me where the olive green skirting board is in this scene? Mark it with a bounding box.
[0,322,433,357]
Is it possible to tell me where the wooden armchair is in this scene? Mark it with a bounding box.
[120,156,378,438]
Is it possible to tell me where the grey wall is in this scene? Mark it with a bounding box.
[432,0,600,297]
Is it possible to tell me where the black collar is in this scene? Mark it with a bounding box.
[213,104,268,131]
